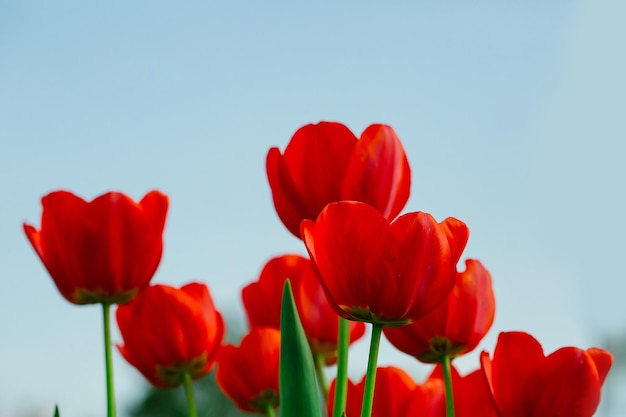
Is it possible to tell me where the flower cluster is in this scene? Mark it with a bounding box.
[23,121,613,417]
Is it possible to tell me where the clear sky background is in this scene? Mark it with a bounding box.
[1,1,625,416]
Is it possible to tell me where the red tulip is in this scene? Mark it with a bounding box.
[23,190,168,305]
[241,254,365,364]
[215,327,281,414]
[406,365,498,417]
[116,282,225,388]
[266,121,411,238]
[481,331,613,417]
[327,366,445,417]
[301,201,455,325]
[328,367,420,417]
[384,258,495,362]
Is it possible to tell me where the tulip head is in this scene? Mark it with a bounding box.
[481,331,613,417]
[328,366,456,417]
[116,283,225,388]
[24,190,169,305]
[215,327,281,413]
[266,121,410,238]
[302,201,456,326]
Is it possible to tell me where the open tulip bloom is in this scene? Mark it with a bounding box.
[21,121,615,417]
[117,283,225,383]
[23,190,169,305]
[266,121,411,238]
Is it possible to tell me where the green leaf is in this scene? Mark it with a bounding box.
[53,405,60,417]
[279,280,322,417]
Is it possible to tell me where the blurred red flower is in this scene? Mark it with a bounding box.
[301,201,456,325]
[266,121,410,238]
[406,365,498,417]
[481,331,613,417]
[384,258,495,362]
[116,282,225,388]
[328,366,449,417]
[328,365,498,417]
[23,190,168,305]
[215,327,281,414]
[241,254,365,364]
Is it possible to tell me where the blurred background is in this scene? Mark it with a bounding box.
[1,1,624,416]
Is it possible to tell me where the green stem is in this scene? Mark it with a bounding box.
[102,303,116,417]
[333,317,350,417]
[360,323,383,417]
[183,372,198,417]
[442,354,455,417]
[266,403,276,417]
[314,352,329,401]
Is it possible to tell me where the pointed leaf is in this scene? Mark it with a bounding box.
[53,405,60,417]
[280,280,322,417]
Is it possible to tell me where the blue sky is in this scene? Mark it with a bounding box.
[1,1,624,416]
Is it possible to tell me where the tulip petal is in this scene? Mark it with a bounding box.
[341,124,410,221]
[587,347,613,385]
[391,212,454,321]
[369,367,418,416]
[30,191,86,302]
[453,368,499,417]
[266,122,357,237]
[445,259,495,353]
[487,331,545,417]
[266,147,310,238]
[440,217,469,266]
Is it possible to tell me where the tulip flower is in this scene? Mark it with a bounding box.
[303,201,457,417]
[301,201,455,326]
[440,216,470,266]
[480,331,613,417]
[384,259,495,363]
[116,282,224,386]
[407,365,498,417]
[241,254,365,365]
[24,189,169,417]
[266,121,410,238]
[328,365,498,417]
[23,190,169,305]
[215,327,281,415]
[117,282,224,417]
[328,367,447,417]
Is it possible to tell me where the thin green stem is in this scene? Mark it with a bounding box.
[442,354,455,417]
[183,372,198,417]
[266,403,276,417]
[102,303,116,417]
[314,352,329,401]
[333,317,350,417]
[360,323,383,417]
